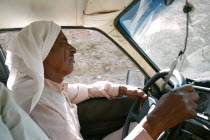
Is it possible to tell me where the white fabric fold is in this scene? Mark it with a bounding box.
[0,82,50,140]
[6,21,61,113]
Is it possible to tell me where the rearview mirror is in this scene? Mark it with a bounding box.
[164,0,175,6]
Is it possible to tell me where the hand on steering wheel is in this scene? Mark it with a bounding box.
[122,70,199,140]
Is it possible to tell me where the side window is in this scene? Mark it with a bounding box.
[0,44,9,86]
[0,31,18,86]
[0,29,145,87]
[63,29,145,86]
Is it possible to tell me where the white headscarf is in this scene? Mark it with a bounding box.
[6,21,61,114]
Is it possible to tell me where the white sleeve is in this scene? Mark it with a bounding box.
[103,121,153,140]
[66,81,120,104]
[125,117,154,140]
[124,125,153,140]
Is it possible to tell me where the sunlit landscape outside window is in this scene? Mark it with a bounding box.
[120,0,210,80]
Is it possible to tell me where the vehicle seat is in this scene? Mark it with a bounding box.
[77,97,135,140]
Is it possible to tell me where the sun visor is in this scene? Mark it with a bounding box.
[0,0,85,28]
[83,0,132,28]
[84,0,126,15]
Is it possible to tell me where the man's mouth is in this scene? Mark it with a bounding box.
[69,58,75,63]
[69,53,75,64]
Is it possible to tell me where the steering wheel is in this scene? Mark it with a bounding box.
[122,69,186,140]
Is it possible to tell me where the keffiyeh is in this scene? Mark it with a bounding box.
[6,21,61,113]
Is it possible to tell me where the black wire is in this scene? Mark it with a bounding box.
[183,12,189,54]
[178,0,190,57]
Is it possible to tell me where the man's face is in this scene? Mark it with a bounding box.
[43,30,76,76]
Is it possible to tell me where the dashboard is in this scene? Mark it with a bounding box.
[196,88,210,115]
[177,85,210,140]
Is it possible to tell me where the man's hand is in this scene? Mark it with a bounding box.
[142,85,199,139]
[119,85,147,99]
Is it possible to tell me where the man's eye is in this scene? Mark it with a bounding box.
[60,39,68,43]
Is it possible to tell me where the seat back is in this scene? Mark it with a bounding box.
[0,45,9,86]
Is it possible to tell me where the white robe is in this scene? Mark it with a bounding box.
[30,79,153,140]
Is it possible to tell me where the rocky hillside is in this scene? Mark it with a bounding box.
[63,29,141,85]
[0,29,143,85]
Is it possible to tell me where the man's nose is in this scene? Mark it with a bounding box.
[69,44,77,54]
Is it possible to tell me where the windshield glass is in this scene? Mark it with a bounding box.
[119,0,210,80]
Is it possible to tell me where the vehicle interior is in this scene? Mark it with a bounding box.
[0,0,210,140]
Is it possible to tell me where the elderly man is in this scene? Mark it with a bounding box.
[6,21,199,140]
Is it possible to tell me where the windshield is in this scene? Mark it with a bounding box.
[119,0,210,80]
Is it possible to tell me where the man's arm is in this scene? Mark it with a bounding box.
[66,81,119,104]
[126,85,199,140]
[119,85,147,99]
[66,81,147,104]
